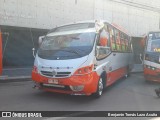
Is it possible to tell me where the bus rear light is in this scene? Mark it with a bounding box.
[74,65,93,75]
[33,66,38,73]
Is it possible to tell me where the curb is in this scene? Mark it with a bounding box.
[131,71,143,73]
[0,76,31,83]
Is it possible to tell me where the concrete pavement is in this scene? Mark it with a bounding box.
[131,64,143,73]
[0,73,159,111]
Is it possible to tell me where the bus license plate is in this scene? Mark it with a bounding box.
[48,79,58,84]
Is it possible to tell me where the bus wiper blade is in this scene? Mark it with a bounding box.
[71,37,80,40]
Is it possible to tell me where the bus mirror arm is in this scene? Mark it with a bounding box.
[32,48,35,58]
[96,46,100,57]
[139,53,143,64]
[39,36,45,46]
[95,51,99,58]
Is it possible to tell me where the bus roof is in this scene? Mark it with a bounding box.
[111,22,129,35]
[148,31,160,34]
[48,20,130,36]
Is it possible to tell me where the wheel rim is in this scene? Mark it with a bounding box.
[98,78,103,95]
[125,74,128,78]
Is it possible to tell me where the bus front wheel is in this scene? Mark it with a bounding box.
[93,78,104,98]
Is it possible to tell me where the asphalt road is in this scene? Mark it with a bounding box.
[0,73,160,119]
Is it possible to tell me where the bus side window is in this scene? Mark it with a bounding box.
[96,27,110,59]
[104,24,110,47]
[120,33,125,52]
[108,26,116,51]
[126,36,130,52]
[115,29,121,51]
[124,34,127,52]
[128,37,132,52]
[99,29,108,47]
[98,25,110,47]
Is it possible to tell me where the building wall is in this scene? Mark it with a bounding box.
[0,0,94,29]
[0,0,160,36]
[0,0,160,66]
[0,26,48,67]
[94,0,160,36]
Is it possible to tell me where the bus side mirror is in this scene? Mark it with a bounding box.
[38,36,45,46]
[96,46,111,58]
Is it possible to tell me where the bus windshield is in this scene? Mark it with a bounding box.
[147,32,160,52]
[38,32,96,60]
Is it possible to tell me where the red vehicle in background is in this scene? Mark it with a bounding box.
[143,31,160,82]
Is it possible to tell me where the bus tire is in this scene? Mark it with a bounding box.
[93,77,104,98]
[127,66,131,77]
[124,73,129,79]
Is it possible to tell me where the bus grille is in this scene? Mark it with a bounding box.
[42,84,71,91]
[41,71,71,78]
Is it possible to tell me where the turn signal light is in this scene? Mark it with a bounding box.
[74,64,93,75]
[70,85,84,91]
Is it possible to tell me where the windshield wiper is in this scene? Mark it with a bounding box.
[71,37,80,40]
[74,48,88,53]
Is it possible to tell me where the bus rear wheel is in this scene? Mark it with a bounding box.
[126,66,131,78]
[93,78,104,98]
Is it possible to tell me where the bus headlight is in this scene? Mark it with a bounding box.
[146,65,157,70]
[70,85,84,92]
[152,67,155,70]
[74,64,93,75]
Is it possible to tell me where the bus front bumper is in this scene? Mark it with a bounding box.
[32,70,100,95]
[144,68,160,82]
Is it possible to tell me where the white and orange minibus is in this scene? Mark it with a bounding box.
[144,31,160,82]
[32,20,133,97]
